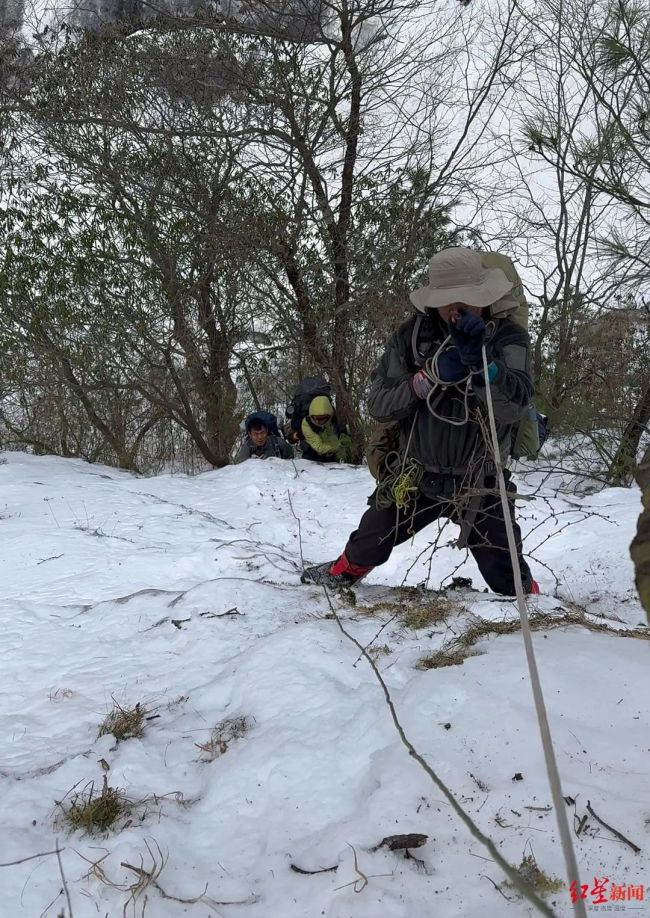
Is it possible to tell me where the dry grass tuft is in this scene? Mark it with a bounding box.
[196,715,251,762]
[506,853,564,899]
[417,613,551,670]
[98,701,146,742]
[57,777,133,835]
[367,643,391,661]
[454,607,650,650]
[358,588,463,631]
[417,648,471,670]
[399,595,454,630]
[417,603,650,671]
[454,612,548,649]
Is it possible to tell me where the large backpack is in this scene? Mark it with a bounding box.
[286,376,333,430]
[511,406,549,460]
[482,252,548,460]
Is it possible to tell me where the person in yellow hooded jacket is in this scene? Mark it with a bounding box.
[298,396,352,463]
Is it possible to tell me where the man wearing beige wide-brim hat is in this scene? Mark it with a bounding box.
[409,247,516,312]
[302,246,540,596]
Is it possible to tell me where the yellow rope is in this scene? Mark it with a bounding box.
[392,468,420,510]
[375,453,423,511]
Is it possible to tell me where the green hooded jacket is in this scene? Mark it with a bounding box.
[299,396,351,462]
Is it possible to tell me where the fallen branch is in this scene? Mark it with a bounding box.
[56,839,74,918]
[348,844,368,894]
[200,607,241,618]
[481,874,516,901]
[0,849,62,867]
[143,616,170,631]
[287,491,305,570]
[354,614,398,666]
[122,862,207,903]
[121,861,256,906]
[586,801,641,854]
[575,815,588,837]
[290,863,338,875]
[333,844,391,894]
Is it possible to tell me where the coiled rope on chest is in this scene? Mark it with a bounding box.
[376,329,487,507]
[423,333,473,426]
[375,321,498,542]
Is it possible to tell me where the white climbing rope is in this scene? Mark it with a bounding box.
[480,345,587,918]
[423,335,473,426]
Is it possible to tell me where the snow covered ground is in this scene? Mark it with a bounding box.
[0,451,648,918]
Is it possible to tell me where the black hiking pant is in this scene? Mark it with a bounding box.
[345,477,533,595]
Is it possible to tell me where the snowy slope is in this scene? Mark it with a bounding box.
[0,452,648,918]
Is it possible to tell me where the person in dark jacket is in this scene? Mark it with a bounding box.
[301,247,540,595]
[234,412,294,463]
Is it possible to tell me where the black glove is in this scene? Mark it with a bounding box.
[449,310,486,369]
[436,348,467,383]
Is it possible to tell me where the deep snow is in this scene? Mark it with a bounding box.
[0,451,648,918]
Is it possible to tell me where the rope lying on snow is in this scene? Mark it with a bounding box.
[480,345,586,918]
[318,585,557,917]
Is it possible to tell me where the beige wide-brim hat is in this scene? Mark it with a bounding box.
[410,246,514,312]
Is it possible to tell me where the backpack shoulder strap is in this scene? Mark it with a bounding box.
[410,314,426,368]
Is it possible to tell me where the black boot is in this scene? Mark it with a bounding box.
[301,554,373,589]
[301,561,353,589]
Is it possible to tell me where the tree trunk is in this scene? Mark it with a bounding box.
[329,17,365,464]
[58,355,138,471]
[607,381,650,486]
[204,373,239,467]
[631,444,650,623]
[533,298,551,395]
[328,360,365,463]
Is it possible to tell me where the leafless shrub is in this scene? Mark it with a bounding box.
[195,715,252,762]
